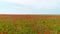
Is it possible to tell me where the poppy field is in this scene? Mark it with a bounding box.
[0,15,60,34]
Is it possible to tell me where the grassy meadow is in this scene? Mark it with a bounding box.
[0,15,60,34]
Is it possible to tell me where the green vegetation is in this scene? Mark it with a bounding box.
[0,16,60,34]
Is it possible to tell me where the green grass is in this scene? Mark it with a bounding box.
[0,16,60,34]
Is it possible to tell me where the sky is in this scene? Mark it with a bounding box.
[0,0,60,14]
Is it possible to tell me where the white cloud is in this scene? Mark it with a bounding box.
[0,0,24,4]
[0,0,60,11]
[23,0,59,10]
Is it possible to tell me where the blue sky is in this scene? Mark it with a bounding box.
[0,0,60,14]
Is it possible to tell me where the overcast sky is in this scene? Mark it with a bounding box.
[0,0,60,14]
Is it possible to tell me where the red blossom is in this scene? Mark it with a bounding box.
[57,32,60,34]
[12,32,14,34]
[16,30,20,32]
[3,32,8,34]
[0,32,2,34]
[38,32,40,34]
[44,32,50,34]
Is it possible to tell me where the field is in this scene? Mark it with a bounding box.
[0,15,60,34]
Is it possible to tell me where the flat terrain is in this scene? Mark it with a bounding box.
[0,15,60,34]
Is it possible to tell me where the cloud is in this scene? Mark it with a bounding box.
[20,0,60,10]
[1,0,59,10]
[0,0,24,4]
[0,0,60,14]
[0,2,25,14]
[24,0,60,10]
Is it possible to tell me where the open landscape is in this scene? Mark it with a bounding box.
[0,15,60,34]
